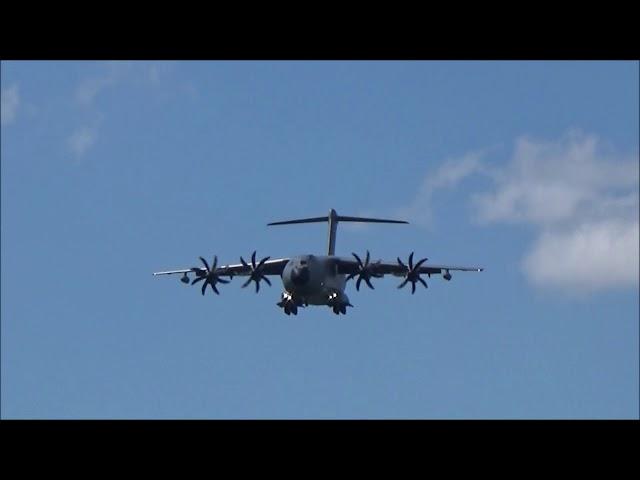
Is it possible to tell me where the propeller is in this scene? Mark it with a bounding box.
[240,250,272,293]
[397,252,429,294]
[190,256,230,295]
[346,250,383,291]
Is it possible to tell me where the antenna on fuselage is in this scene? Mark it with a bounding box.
[267,209,408,256]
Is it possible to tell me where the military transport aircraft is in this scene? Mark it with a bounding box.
[153,209,483,315]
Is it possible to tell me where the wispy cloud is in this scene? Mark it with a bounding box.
[342,151,487,233]
[395,152,486,227]
[68,62,185,163]
[1,84,20,126]
[68,127,98,158]
[75,61,132,107]
[74,61,180,107]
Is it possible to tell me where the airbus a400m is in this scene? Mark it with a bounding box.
[153,209,484,315]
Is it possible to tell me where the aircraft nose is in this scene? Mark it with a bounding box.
[291,266,310,286]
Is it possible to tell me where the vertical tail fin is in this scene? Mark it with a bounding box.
[267,209,408,255]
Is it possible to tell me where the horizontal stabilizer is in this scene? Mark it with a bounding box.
[267,216,328,226]
[336,216,408,224]
[268,212,408,226]
[267,209,408,255]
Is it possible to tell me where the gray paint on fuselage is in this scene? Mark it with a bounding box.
[281,254,348,306]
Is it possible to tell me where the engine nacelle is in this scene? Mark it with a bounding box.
[442,269,452,281]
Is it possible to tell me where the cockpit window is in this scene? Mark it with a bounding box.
[300,254,315,266]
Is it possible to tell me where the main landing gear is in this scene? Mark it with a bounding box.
[277,292,302,316]
[327,292,352,315]
[277,292,353,316]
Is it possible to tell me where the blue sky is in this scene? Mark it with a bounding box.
[1,61,638,419]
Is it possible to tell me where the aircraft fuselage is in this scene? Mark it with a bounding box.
[281,254,350,307]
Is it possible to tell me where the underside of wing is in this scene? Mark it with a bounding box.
[336,255,483,278]
[336,253,483,293]
[153,254,290,295]
[153,257,290,278]
[216,258,290,277]
[418,264,484,275]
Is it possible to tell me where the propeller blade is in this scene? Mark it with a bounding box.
[199,256,210,272]
[242,277,252,288]
[364,277,374,290]
[365,250,370,265]
[352,252,363,268]
[257,256,270,268]
[414,257,428,270]
[409,252,414,270]
[217,277,230,284]
[263,276,272,286]
[411,282,416,294]
[398,278,409,289]
[356,276,362,291]
[212,256,218,270]
[191,276,205,285]
[418,277,428,289]
[201,281,208,296]
[211,282,219,295]
[255,280,260,293]
[397,257,406,269]
[240,256,249,268]
[251,250,257,268]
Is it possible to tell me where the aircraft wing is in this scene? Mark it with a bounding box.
[335,256,483,278]
[153,257,290,278]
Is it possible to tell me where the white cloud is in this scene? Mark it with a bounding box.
[1,84,20,126]
[68,127,97,158]
[522,220,639,292]
[474,131,638,227]
[472,130,639,293]
[392,130,638,293]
